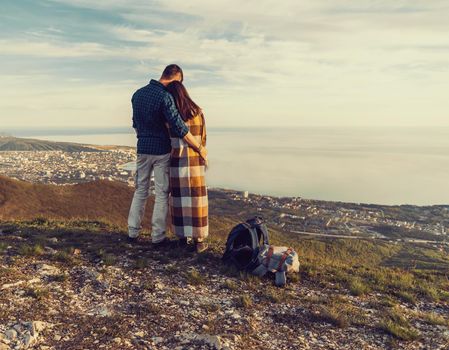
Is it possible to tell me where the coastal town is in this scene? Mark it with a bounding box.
[0,148,448,248]
[218,190,449,248]
[0,149,136,185]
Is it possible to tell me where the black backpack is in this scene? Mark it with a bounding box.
[222,216,269,271]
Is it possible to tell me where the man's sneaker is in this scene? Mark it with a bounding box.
[127,236,139,243]
[152,237,170,249]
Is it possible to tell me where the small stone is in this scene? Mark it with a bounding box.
[198,334,222,349]
[22,332,35,347]
[0,343,10,350]
[202,324,210,331]
[96,306,112,317]
[37,264,61,276]
[152,337,164,344]
[73,249,81,255]
[1,281,25,290]
[32,321,48,335]
[113,337,121,344]
[231,313,241,320]
[154,282,164,290]
[4,329,17,341]
[135,331,145,338]
[53,334,62,341]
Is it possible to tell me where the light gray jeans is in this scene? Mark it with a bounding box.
[128,153,170,243]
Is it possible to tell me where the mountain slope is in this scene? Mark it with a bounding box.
[0,136,100,152]
[0,176,449,349]
[0,176,151,226]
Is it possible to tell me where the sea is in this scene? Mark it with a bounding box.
[6,126,449,206]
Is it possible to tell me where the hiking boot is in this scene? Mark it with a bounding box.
[195,242,208,253]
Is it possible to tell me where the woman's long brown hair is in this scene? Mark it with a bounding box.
[166,81,202,121]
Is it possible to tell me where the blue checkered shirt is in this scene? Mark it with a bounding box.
[132,79,189,155]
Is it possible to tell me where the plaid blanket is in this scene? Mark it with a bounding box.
[169,114,208,241]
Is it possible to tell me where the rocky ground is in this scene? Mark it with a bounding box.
[0,222,448,350]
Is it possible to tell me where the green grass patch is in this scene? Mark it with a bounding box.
[380,307,420,341]
[97,249,117,266]
[349,277,370,296]
[134,258,149,269]
[185,269,205,285]
[0,242,8,253]
[395,290,417,305]
[222,279,239,291]
[18,243,44,256]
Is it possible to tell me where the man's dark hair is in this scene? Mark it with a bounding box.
[161,64,183,82]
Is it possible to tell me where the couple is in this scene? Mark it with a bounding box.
[127,64,209,253]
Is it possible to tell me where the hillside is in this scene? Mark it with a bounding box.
[0,136,100,152]
[0,176,152,226]
[0,177,449,349]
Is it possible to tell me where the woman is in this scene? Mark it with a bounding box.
[166,81,209,253]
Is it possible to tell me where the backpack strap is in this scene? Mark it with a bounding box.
[245,217,269,246]
[265,246,274,266]
[277,248,293,271]
[259,224,270,245]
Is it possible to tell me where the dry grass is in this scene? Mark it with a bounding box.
[379,307,420,341]
[237,294,253,308]
[185,269,205,285]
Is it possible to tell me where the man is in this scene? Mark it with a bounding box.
[128,64,207,245]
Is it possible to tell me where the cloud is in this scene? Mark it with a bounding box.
[1,0,449,127]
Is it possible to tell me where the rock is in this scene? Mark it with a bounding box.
[154,282,165,290]
[134,331,145,338]
[53,334,62,341]
[97,306,112,317]
[73,248,81,255]
[4,329,17,341]
[1,281,25,290]
[0,343,10,350]
[231,312,241,320]
[197,334,223,349]
[37,264,60,276]
[49,238,58,243]
[31,321,48,335]
[22,331,36,348]
[44,247,57,254]
[152,337,164,344]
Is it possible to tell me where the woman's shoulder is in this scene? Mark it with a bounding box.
[189,113,205,125]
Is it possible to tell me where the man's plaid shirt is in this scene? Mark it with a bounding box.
[132,79,189,155]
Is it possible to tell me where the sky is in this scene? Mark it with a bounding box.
[1,0,449,129]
